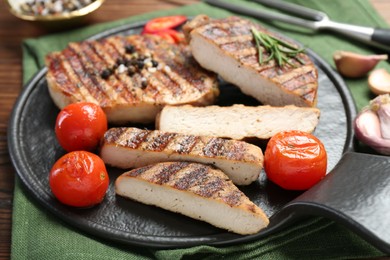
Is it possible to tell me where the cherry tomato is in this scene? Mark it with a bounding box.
[264,130,327,190]
[49,151,109,207]
[143,15,187,33]
[142,29,185,44]
[55,102,107,152]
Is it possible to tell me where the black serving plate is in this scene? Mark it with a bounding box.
[9,20,376,249]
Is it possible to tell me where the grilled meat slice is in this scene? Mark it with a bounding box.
[115,161,269,235]
[45,34,219,124]
[157,104,320,140]
[183,15,318,107]
[101,127,263,185]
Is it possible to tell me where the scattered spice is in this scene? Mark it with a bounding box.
[100,69,112,80]
[100,45,162,88]
[125,44,135,54]
[251,27,306,67]
[19,0,96,16]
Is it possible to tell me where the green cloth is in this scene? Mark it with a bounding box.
[13,0,390,259]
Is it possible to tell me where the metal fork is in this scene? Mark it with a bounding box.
[204,0,390,52]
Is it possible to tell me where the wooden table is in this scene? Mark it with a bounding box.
[0,0,389,258]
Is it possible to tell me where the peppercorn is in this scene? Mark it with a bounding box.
[125,44,136,54]
[128,66,136,76]
[116,58,125,66]
[151,60,158,67]
[136,60,145,69]
[19,0,96,16]
[101,69,112,79]
[141,79,148,89]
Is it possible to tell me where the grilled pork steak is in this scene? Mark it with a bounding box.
[101,127,264,185]
[183,15,318,107]
[157,104,320,140]
[45,34,219,124]
[115,161,269,235]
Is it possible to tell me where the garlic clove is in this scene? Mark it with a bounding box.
[333,51,387,78]
[378,103,390,139]
[368,69,390,95]
[354,94,390,155]
[354,109,390,155]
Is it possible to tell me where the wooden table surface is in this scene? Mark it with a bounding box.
[0,0,389,259]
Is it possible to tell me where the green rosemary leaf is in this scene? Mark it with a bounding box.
[251,27,306,67]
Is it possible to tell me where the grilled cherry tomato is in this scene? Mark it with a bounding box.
[264,130,327,190]
[143,15,187,33]
[49,151,109,207]
[55,102,107,152]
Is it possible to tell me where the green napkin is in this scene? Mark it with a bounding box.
[13,0,390,259]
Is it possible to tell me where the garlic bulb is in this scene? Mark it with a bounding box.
[333,51,387,78]
[354,94,390,155]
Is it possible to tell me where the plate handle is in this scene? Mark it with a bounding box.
[270,152,390,254]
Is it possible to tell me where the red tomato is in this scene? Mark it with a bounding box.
[49,151,109,207]
[143,15,187,33]
[55,102,107,152]
[264,130,327,190]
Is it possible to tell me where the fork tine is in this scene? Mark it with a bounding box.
[250,0,327,21]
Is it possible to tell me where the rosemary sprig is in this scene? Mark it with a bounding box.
[251,27,306,67]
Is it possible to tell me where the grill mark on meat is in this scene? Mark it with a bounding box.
[99,38,142,95]
[148,71,182,100]
[89,40,134,102]
[202,138,248,161]
[227,142,247,161]
[56,52,97,103]
[282,71,317,92]
[202,138,226,157]
[151,40,207,94]
[151,53,190,97]
[127,164,154,177]
[87,41,135,103]
[67,46,112,106]
[122,128,151,149]
[145,132,177,151]
[71,42,125,104]
[105,37,143,99]
[201,22,250,40]
[100,38,122,65]
[219,40,254,54]
[174,135,200,154]
[47,54,79,97]
[152,161,190,185]
[195,178,226,198]
[173,164,209,190]
[63,48,108,104]
[103,127,127,143]
[221,190,243,207]
[215,35,253,46]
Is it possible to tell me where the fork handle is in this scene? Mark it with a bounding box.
[322,20,390,52]
[372,28,390,51]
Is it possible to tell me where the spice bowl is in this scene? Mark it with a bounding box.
[6,0,105,29]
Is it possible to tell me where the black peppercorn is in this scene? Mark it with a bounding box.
[116,58,125,66]
[101,69,112,79]
[128,66,136,76]
[151,60,158,67]
[136,60,145,69]
[125,44,136,54]
[124,58,132,67]
[141,80,148,89]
